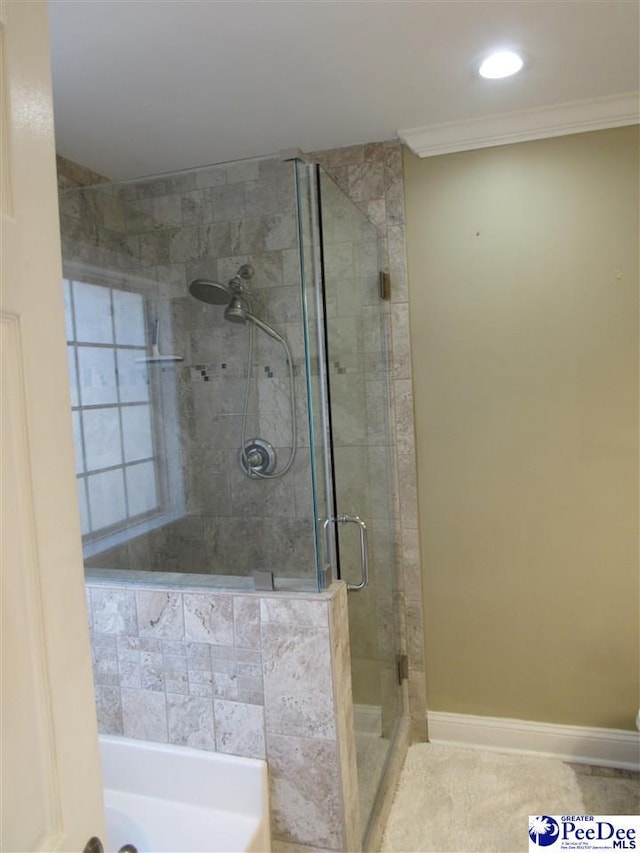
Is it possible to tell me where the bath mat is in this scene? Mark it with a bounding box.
[380,743,585,852]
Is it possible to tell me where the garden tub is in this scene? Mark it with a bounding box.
[100,735,270,852]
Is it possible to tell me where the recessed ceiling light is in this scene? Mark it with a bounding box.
[478,51,524,80]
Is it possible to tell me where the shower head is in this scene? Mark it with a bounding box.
[189,278,232,305]
[224,294,251,324]
[225,297,285,343]
[189,265,254,306]
[189,273,284,344]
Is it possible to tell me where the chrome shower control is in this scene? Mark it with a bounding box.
[189,264,296,480]
[240,438,277,478]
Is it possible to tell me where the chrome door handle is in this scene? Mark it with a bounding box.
[323,514,369,590]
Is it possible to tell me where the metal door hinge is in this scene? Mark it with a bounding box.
[396,653,408,685]
[379,271,391,301]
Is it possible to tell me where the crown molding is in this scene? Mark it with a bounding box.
[398,92,640,157]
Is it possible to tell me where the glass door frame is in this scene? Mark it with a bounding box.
[298,158,405,841]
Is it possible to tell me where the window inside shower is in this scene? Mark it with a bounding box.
[66,278,158,535]
[58,157,324,588]
[64,273,186,558]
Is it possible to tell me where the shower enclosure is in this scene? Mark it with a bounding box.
[60,154,403,843]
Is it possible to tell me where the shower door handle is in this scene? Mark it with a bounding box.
[324,514,369,590]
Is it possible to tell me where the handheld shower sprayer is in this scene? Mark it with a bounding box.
[188,264,296,479]
[189,265,285,343]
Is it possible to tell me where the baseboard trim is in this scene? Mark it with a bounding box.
[427,711,639,771]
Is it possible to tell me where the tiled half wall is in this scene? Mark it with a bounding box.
[87,578,360,851]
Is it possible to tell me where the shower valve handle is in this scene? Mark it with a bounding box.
[246,449,263,467]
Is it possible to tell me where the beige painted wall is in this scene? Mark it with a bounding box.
[404,127,639,730]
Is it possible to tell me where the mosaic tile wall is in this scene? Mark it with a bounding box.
[87,578,360,851]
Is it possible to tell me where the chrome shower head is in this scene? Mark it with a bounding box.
[189,265,254,307]
[225,297,285,343]
[224,295,251,324]
[189,270,283,344]
[189,278,232,305]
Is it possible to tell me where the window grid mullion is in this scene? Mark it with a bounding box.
[66,279,161,542]
[111,288,132,521]
[71,400,150,414]
[83,455,155,478]
[69,280,94,535]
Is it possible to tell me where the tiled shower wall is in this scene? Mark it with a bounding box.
[313,171,400,733]
[87,578,360,851]
[57,140,426,738]
[60,157,317,581]
[309,142,426,739]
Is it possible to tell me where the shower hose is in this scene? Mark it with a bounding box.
[240,320,297,479]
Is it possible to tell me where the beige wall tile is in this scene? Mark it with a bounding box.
[266,733,343,850]
[262,622,336,740]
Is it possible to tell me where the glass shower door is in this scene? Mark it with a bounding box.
[315,168,403,841]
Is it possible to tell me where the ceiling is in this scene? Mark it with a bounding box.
[48,0,640,181]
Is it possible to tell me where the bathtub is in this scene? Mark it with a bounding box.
[99,735,270,853]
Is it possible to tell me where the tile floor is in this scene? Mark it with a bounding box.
[569,762,639,814]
